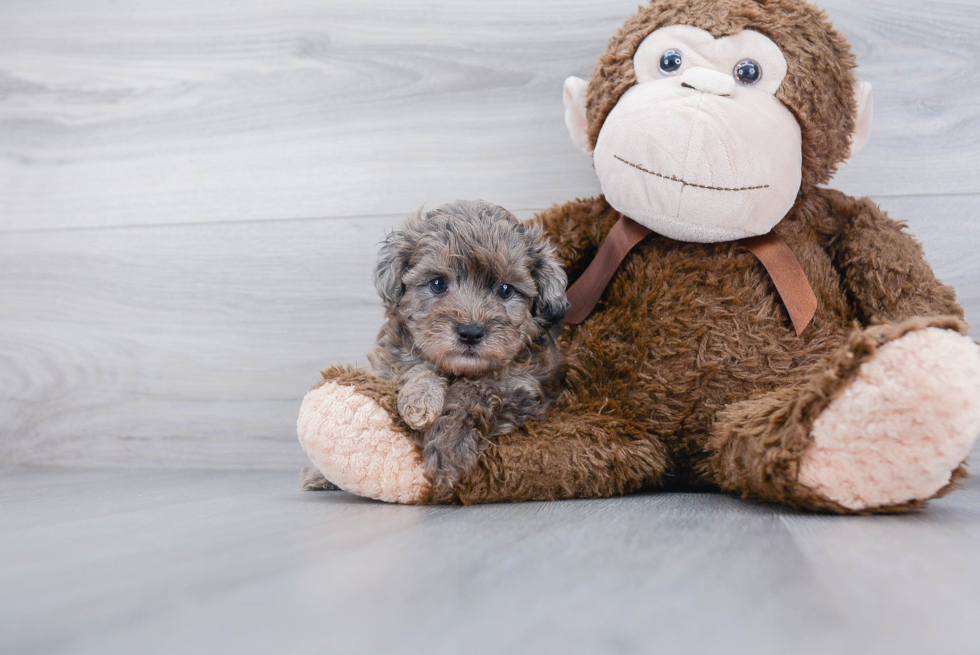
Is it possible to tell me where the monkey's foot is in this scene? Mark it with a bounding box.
[297,381,430,504]
[799,327,980,510]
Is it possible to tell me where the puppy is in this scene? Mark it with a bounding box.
[368,199,568,490]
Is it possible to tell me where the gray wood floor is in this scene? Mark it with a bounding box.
[4,466,980,655]
[2,2,980,653]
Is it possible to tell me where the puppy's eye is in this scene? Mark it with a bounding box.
[428,278,448,295]
[659,49,683,75]
[497,283,516,300]
[733,59,762,86]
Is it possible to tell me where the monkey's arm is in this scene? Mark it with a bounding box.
[533,197,621,285]
[434,407,668,504]
[299,365,669,504]
[819,188,962,323]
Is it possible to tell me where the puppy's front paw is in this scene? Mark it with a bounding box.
[422,416,481,490]
[398,375,446,430]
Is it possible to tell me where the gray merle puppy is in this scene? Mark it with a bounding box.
[367,199,568,490]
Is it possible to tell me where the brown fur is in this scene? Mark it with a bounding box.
[428,190,965,508]
[314,0,968,512]
[366,200,567,490]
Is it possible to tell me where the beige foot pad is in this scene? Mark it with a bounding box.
[297,382,429,504]
[800,328,980,510]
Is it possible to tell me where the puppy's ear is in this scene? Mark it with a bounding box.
[374,227,416,308]
[526,226,569,328]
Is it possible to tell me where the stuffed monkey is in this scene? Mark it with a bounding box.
[298,0,980,513]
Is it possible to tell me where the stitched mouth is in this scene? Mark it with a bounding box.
[614,155,769,192]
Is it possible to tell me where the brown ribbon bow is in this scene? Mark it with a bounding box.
[564,215,817,336]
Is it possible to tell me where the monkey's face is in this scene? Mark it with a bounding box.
[563,3,872,243]
[594,25,802,242]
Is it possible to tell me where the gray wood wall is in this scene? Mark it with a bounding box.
[2,0,978,469]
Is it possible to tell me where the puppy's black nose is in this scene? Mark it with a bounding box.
[457,324,485,346]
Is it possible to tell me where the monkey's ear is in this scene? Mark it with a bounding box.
[851,81,874,155]
[374,229,415,308]
[842,81,874,166]
[563,76,591,155]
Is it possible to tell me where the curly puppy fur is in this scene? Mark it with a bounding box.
[367,200,567,490]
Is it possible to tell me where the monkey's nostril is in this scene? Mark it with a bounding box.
[457,324,486,346]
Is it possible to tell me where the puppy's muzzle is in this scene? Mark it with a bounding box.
[457,324,486,346]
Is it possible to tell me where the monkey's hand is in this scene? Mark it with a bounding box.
[397,367,447,430]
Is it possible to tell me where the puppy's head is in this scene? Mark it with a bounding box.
[375,200,567,377]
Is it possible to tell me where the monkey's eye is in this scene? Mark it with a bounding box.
[734,59,762,86]
[497,283,516,300]
[659,49,683,75]
[428,278,448,295]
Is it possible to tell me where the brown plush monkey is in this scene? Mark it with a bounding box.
[298,0,980,513]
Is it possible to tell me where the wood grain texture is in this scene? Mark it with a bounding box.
[3,467,980,654]
[823,0,980,197]
[0,0,978,231]
[0,215,392,468]
[1,0,979,469]
[1,195,976,469]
